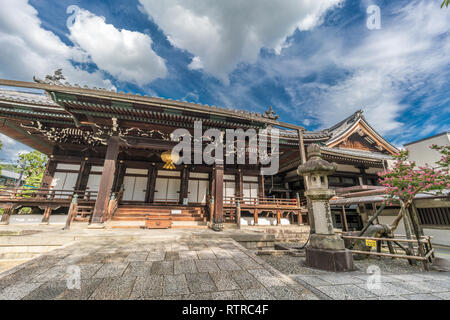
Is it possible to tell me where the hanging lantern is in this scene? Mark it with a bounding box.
[161,150,179,170]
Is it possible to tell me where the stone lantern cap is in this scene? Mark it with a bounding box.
[297,144,337,176]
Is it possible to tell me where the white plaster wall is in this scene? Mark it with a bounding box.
[406,133,450,168]
[378,216,450,247]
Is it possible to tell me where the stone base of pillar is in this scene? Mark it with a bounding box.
[0,221,9,226]
[310,234,346,250]
[211,223,223,232]
[87,223,106,229]
[306,246,355,272]
[39,222,50,226]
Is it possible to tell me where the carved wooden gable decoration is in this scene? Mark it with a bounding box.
[327,122,397,155]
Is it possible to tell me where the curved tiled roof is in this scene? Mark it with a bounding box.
[320,146,392,161]
[0,89,58,107]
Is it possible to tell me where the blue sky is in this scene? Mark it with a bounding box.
[0,0,448,161]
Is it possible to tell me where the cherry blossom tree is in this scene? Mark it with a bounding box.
[378,145,449,232]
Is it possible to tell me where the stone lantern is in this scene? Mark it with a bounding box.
[298,144,354,272]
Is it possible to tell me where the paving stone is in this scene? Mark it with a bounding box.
[415,272,450,282]
[129,275,163,299]
[267,286,304,300]
[0,282,43,300]
[93,263,128,278]
[126,252,149,262]
[195,260,220,273]
[355,282,413,297]
[103,252,128,263]
[248,269,286,288]
[146,250,166,262]
[209,271,240,291]
[180,293,213,300]
[392,280,449,294]
[30,265,69,282]
[231,271,264,290]
[389,274,426,282]
[366,295,407,300]
[403,293,442,300]
[318,274,365,285]
[426,280,450,290]
[197,249,216,260]
[179,251,198,260]
[123,262,153,277]
[22,280,68,300]
[233,257,263,270]
[57,278,103,300]
[165,251,180,261]
[185,273,217,293]
[241,288,275,300]
[210,248,232,259]
[216,259,242,271]
[316,284,376,300]
[433,292,450,300]
[0,267,49,290]
[174,260,197,274]
[211,290,244,300]
[300,293,320,300]
[151,261,174,275]
[78,264,103,279]
[163,274,189,296]
[291,275,332,287]
[89,276,136,300]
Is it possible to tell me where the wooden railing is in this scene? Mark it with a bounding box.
[106,189,124,221]
[0,187,98,202]
[224,196,306,208]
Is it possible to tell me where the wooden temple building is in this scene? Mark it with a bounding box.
[0,73,398,230]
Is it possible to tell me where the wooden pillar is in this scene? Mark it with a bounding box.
[235,170,243,199]
[179,166,190,204]
[213,161,224,227]
[41,207,52,224]
[0,206,14,225]
[258,174,265,199]
[40,160,57,189]
[91,137,120,225]
[254,208,258,225]
[75,160,91,192]
[276,210,281,225]
[146,164,158,203]
[298,212,303,225]
[341,205,349,232]
[114,162,126,193]
[236,201,241,229]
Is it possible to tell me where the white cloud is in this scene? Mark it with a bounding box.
[0,0,114,89]
[138,0,342,82]
[263,0,449,135]
[68,8,167,86]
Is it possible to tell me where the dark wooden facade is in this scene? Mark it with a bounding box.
[0,76,398,228]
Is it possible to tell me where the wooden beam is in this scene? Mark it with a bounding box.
[91,136,120,225]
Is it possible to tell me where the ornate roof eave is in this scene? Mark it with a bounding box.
[0,78,304,132]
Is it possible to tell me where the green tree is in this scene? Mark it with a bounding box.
[443,0,450,8]
[16,151,48,188]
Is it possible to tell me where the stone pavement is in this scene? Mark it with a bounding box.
[0,226,449,300]
[291,272,450,300]
[0,235,318,300]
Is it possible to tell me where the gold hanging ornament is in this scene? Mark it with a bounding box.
[161,150,179,170]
